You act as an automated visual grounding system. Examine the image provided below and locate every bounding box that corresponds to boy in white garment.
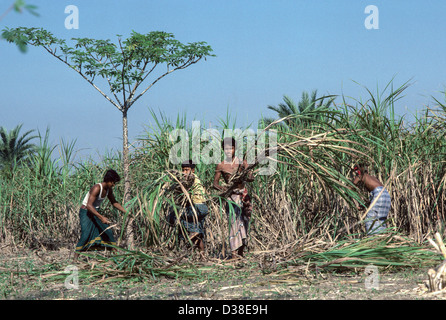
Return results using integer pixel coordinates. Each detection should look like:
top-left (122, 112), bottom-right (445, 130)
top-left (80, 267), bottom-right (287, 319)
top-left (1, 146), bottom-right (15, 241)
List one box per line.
top-left (73, 169), bottom-right (127, 260)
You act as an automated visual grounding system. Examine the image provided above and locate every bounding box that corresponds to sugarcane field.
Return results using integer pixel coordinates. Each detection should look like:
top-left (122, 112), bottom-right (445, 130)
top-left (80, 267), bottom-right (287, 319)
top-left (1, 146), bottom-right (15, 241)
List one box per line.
top-left (1, 1), bottom-right (446, 307)
top-left (1, 95), bottom-right (445, 302)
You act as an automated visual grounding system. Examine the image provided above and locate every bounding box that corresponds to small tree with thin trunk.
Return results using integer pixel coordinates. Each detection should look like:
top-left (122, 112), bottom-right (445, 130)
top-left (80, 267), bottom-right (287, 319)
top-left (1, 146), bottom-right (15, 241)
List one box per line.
top-left (2, 27), bottom-right (214, 246)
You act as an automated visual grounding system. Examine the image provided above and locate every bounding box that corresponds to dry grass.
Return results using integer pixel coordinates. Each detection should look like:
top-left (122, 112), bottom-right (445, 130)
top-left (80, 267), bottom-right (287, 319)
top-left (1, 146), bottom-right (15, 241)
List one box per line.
top-left (0, 81), bottom-right (445, 291)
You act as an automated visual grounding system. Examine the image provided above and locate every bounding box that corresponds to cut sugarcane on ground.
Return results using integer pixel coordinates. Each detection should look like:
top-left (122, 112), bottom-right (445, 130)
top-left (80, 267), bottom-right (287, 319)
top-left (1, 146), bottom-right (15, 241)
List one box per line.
top-left (0, 232), bottom-right (445, 300)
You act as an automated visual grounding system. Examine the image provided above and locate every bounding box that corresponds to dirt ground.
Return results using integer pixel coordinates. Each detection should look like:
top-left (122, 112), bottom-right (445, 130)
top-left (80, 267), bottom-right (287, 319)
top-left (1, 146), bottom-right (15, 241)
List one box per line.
top-left (0, 247), bottom-right (443, 301)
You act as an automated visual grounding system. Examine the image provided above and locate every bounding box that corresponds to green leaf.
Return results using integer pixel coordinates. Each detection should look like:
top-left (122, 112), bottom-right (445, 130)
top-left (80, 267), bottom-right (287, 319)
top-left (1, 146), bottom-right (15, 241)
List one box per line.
top-left (13, 0), bottom-right (25, 13)
top-left (24, 4), bottom-right (39, 17)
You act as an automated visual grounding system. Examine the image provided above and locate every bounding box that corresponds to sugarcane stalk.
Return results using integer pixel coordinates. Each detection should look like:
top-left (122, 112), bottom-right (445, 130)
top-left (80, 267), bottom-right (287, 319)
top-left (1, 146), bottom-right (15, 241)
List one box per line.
top-left (434, 232), bottom-right (446, 259)
top-left (426, 233), bottom-right (446, 292)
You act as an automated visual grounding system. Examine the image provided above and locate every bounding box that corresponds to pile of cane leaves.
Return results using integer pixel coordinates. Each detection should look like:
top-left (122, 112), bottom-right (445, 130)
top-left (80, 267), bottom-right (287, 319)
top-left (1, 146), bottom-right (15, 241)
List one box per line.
top-left (33, 246), bottom-right (224, 287)
top-left (283, 233), bottom-right (443, 271)
top-left (31, 233), bottom-right (444, 287)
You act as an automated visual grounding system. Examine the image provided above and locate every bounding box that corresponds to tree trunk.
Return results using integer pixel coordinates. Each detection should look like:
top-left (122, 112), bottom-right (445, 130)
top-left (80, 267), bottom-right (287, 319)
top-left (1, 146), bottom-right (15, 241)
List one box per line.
top-left (122, 109), bottom-right (135, 248)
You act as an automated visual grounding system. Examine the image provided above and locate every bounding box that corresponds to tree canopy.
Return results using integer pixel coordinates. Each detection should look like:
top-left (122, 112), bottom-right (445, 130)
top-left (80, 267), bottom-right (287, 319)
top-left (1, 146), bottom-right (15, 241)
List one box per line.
top-left (1, 27), bottom-right (215, 114)
top-left (261, 90), bottom-right (336, 129)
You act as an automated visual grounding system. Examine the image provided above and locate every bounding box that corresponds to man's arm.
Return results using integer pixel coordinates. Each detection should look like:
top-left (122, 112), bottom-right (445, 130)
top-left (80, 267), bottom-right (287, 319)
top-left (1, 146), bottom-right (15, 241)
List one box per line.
top-left (213, 164), bottom-right (225, 191)
top-left (243, 160), bottom-right (254, 182)
top-left (352, 174), bottom-right (362, 186)
top-left (108, 190), bottom-right (127, 214)
top-left (351, 174), bottom-right (363, 210)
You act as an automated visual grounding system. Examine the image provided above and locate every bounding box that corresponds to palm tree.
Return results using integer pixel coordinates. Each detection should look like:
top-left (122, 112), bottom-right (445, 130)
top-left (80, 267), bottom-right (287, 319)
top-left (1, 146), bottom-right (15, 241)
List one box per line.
top-left (0, 124), bottom-right (37, 176)
top-left (260, 90), bottom-right (336, 129)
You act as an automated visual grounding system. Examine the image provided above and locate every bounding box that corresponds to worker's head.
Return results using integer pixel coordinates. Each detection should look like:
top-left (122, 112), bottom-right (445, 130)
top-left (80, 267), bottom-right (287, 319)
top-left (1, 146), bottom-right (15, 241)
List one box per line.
top-left (181, 159), bottom-right (196, 176)
top-left (104, 169), bottom-right (121, 187)
top-left (352, 163), bottom-right (368, 176)
top-left (222, 137), bottom-right (236, 160)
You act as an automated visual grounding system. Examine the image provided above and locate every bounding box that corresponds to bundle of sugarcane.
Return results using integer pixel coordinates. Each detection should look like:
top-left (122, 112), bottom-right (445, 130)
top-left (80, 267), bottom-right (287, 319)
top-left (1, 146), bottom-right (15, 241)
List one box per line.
top-left (165, 169), bottom-right (195, 207)
top-left (426, 232), bottom-right (446, 292)
top-left (217, 115), bottom-right (370, 207)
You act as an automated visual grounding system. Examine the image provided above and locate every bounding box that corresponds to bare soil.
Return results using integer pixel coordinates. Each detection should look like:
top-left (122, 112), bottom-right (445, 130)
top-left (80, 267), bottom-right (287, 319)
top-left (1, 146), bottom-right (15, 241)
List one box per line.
top-left (0, 247), bottom-right (443, 301)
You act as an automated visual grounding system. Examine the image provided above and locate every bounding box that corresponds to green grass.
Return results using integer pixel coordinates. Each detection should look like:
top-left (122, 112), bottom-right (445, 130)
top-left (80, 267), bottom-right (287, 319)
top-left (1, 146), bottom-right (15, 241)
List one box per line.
top-left (0, 79), bottom-right (445, 291)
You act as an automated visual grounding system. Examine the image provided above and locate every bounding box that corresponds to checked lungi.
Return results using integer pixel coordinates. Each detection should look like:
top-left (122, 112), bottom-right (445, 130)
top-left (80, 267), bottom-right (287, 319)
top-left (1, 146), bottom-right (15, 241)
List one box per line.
top-left (365, 186), bottom-right (391, 235)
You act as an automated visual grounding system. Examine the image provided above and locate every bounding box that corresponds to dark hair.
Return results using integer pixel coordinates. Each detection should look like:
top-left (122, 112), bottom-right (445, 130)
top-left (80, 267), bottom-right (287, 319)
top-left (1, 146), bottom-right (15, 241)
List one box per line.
top-left (221, 137), bottom-right (236, 149)
top-left (181, 159), bottom-right (196, 169)
top-left (104, 169), bottom-right (121, 183)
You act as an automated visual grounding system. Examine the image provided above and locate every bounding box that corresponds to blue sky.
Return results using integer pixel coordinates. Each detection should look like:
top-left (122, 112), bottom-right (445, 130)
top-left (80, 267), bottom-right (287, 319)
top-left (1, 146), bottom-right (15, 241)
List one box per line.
top-left (1, 0), bottom-right (445, 161)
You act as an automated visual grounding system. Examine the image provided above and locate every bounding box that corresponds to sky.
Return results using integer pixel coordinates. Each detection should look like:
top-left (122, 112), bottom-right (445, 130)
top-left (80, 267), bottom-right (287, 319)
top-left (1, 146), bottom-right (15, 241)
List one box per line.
top-left (1, 0), bottom-right (446, 162)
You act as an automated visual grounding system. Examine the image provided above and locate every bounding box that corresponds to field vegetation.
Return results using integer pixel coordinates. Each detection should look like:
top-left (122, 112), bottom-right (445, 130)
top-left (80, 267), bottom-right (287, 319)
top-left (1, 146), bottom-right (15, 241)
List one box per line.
top-left (0, 80), bottom-right (445, 299)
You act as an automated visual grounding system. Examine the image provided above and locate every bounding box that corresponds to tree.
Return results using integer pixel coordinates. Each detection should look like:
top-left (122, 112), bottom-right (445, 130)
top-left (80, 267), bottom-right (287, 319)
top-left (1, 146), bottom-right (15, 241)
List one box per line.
top-left (0, 1), bottom-right (39, 52)
top-left (2, 27), bottom-right (214, 246)
top-left (261, 90), bottom-right (336, 129)
top-left (0, 124), bottom-right (37, 177)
